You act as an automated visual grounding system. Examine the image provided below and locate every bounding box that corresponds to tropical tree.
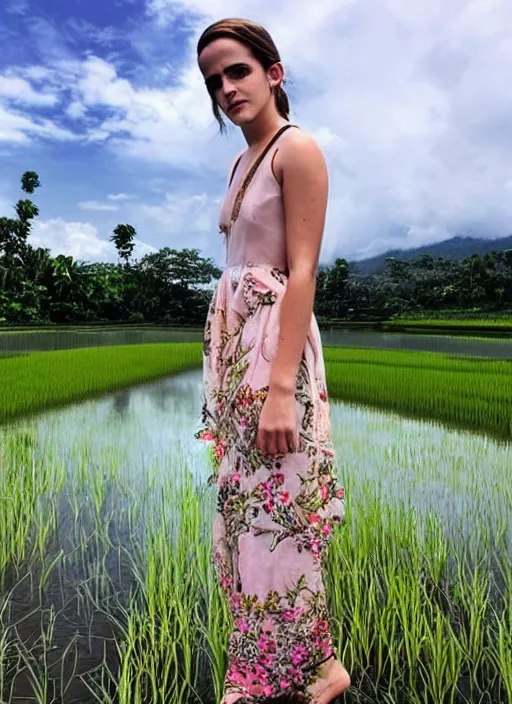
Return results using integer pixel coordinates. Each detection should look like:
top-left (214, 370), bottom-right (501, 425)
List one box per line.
top-left (132, 247), bottom-right (222, 323)
top-left (111, 224), bottom-right (136, 265)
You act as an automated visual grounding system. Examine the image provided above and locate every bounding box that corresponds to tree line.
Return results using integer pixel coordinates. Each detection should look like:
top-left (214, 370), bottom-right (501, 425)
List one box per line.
top-left (315, 248), bottom-right (512, 322)
top-left (1, 172), bottom-right (511, 326)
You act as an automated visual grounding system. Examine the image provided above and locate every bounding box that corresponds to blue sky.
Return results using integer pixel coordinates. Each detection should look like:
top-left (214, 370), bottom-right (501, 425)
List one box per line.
top-left (1, 0), bottom-right (512, 268)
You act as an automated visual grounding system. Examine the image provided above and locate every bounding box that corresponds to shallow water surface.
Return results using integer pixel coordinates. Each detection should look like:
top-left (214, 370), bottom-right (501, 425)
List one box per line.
top-left (10, 367), bottom-right (511, 546)
top-left (2, 326), bottom-right (512, 358)
top-left (1, 369), bottom-right (510, 702)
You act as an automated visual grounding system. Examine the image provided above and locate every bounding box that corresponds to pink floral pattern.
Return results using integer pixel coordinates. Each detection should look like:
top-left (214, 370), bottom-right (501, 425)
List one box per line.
top-left (196, 263), bottom-right (345, 702)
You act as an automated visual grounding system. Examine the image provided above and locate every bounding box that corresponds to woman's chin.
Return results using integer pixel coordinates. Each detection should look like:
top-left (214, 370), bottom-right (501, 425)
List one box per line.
top-left (228, 111), bottom-right (247, 124)
top-left (231, 113), bottom-right (257, 128)
top-left (225, 105), bottom-right (256, 126)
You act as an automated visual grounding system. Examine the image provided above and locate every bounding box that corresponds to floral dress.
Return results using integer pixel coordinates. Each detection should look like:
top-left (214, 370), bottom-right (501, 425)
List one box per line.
top-left (196, 125), bottom-right (345, 703)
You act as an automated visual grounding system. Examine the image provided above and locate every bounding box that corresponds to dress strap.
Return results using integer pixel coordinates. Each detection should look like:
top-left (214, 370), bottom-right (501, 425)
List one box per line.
top-left (229, 124), bottom-right (297, 225)
top-left (229, 154), bottom-right (243, 187)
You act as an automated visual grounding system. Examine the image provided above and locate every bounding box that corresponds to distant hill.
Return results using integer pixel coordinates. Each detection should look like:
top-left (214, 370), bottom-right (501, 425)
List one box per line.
top-left (349, 235), bottom-right (512, 273)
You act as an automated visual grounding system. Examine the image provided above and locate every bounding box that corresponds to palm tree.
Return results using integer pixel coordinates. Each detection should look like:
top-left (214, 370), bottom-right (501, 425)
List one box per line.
top-left (111, 224), bottom-right (136, 265)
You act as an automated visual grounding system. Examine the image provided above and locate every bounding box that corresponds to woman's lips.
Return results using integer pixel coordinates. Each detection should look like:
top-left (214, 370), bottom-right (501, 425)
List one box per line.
top-left (229, 101), bottom-right (247, 112)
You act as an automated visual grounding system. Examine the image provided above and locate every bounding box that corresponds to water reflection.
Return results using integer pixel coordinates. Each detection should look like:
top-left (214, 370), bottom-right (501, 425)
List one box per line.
top-left (15, 367), bottom-right (511, 546)
top-left (18, 369), bottom-right (209, 487)
top-left (2, 369), bottom-right (510, 701)
top-left (321, 328), bottom-right (512, 358)
top-left (0, 327), bottom-right (203, 353)
top-left (1, 327), bottom-right (512, 358)
top-left (330, 403), bottom-right (511, 552)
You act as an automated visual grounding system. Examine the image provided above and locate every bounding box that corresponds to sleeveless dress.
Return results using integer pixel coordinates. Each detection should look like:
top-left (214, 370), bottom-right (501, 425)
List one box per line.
top-left (196, 125), bottom-right (346, 703)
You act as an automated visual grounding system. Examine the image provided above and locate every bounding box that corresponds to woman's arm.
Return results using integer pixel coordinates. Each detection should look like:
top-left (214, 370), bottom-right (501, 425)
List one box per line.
top-left (255, 132), bottom-right (329, 456)
top-left (270, 133), bottom-right (328, 393)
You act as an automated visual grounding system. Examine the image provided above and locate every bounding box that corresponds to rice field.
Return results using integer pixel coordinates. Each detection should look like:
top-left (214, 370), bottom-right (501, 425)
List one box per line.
top-left (2, 343), bottom-right (512, 441)
top-left (324, 346), bottom-right (512, 440)
top-left (0, 343), bottom-right (202, 424)
top-left (0, 345), bottom-right (511, 702)
top-left (384, 317), bottom-right (512, 333)
top-left (0, 370), bottom-right (510, 704)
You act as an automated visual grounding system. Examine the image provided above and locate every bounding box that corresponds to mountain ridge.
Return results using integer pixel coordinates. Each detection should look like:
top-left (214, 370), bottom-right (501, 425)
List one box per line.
top-left (349, 234), bottom-right (512, 273)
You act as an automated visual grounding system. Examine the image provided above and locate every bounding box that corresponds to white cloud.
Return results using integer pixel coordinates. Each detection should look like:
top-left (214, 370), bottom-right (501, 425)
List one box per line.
top-left (0, 104), bottom-right (76, 143)
top-left (29, 219), bottom-right (113, 261)
top-left (108, 192), bottom-right (136, 201)
top-left (0, 75), bottom-right (58, 106)
top-left (0, 62), bottom-right (81, 145)
top-left (72, 55), bottom-right (217, 167)
top-left (78, 200), bottom-right (120, 212)
top-left (28, 217), bottom-right (158, 263)
top-left (136, 191), bottom-right (223, 259)
top-left (3, 0), bottom-right (512, 261)
top-left (141, 192), bottom-right (220, 232)
top-left (21, 66), bottom-right (52, 82)
top-left (5, 0), bottom-right (29, 16)
top-left (84, 127), bottom-right (112, 142)
top-left (139, 0), bottom-right (512, 260)
top-left (66, 100), bottom-right (87, 119)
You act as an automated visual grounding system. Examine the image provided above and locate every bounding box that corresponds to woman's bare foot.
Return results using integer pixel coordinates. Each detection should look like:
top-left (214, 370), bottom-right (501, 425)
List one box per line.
top-left (307, 657), bottom-right (351, 703)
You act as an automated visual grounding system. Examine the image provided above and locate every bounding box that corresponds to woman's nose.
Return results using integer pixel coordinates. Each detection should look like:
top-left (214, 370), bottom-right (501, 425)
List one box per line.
top-left (222, 76), bottom-right (236, 95)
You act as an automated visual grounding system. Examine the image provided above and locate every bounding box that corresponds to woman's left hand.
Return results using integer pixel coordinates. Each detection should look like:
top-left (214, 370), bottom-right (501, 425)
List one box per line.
top-left (255, 387), bottom-right (298, 456)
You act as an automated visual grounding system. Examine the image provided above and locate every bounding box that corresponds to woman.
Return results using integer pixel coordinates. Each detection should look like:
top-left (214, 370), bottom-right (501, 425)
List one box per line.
top-left (196, 18), bottom-right (350, 704)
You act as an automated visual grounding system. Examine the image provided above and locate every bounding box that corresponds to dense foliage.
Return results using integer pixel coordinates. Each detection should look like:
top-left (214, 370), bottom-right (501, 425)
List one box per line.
top-left (0, 173), bottom-right (222, 325)
top-left (315, 251), bottom-right (512, 322)
top-left (2, 172), bottom-right (512, 325)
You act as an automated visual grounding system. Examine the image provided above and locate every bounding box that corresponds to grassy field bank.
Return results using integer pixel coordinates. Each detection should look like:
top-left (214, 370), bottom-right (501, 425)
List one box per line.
top-left (0, 343), bottom-right (202, 424)
top-left (1, 344), bottom-right (512, 442)
top-left (324, 347), bottom-right (512, 440)
top-left (382, 315), bottom-right (512, 335)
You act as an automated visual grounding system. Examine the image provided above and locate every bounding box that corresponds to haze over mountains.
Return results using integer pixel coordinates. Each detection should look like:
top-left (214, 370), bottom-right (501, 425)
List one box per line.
top-left (350, 235), bottom-right (512, 273)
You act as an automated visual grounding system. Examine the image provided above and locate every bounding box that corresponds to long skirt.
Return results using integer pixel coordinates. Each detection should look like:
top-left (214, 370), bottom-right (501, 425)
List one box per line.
top-left (196, 263), bottom-right (345, 703)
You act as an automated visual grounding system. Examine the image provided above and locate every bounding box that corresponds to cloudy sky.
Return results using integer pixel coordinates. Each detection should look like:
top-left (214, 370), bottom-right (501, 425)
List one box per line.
top-left (1, 0), bottom-right (512, 268)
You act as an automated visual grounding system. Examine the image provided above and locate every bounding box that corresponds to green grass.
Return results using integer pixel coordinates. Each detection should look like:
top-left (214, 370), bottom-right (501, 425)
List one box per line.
top-left (0, 342), bottom-right (202, 424)
top-left (324, 347), bottom-right (512, 440)
top-left (2, 344), bottom-right (512, 442)
top-left (0, 431), bottom-right (510, 703)
top-left (384, 317), bottom-right (512, 333)
top-left (1, 343), bottom-right (511, 701)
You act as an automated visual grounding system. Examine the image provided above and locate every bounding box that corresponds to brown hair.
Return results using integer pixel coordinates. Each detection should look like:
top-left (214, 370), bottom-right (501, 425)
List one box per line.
top-left (197, 18), bottom-right (290, 132)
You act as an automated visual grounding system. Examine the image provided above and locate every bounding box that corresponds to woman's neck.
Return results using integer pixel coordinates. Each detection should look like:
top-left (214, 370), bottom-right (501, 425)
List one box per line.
top-left (241, 107), bottom-right (289, 153)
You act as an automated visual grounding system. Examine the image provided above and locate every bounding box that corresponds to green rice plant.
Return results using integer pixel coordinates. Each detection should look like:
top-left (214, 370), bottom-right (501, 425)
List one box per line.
top-left (0, 342), bottom-right (202, 424)
top-left (325, 495), bottom-right (511, 703)
top-left (0, 426), bottom-right (510, 703)
top-left (487, 593), bottom-right (512, 703)
top-left (324, 347), bottom-right (512, 440)
top-left (3, 343), bottom-right (512, 445)
top-left (0, 429), bottom-right (66, 582)
top-left (89, 474), bottom-right (218, 704)
top-left (1, 346), bottom-right (511, 702)
top-left (385, 317), bottom-right (512, 332)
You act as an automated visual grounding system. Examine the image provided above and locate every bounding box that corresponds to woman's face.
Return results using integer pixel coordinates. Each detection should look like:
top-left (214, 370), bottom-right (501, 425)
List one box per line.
top-left (198, 37), bottom-right (281, 126)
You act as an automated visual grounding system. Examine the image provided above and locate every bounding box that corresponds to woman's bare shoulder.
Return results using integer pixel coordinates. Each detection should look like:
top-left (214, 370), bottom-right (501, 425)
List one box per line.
top-left (284, 127), bottom-right (325, 158)
top-left (273, 127), bottom-right (327, 184)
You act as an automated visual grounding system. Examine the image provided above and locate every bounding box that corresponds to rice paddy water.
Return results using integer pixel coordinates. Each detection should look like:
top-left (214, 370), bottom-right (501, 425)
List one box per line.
top-left (0, 344), bottom-right (511, 703)
top-left (2, 326), bottom-right (512, 359)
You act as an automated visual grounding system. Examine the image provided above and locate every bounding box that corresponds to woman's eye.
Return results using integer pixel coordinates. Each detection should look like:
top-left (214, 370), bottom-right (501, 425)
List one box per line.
top-left (205, 66), bottom-right (249, 94)
top-left (206, 77), bottom-right (222, 94)
top-left (230, 66), bottom-right (249, 79)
